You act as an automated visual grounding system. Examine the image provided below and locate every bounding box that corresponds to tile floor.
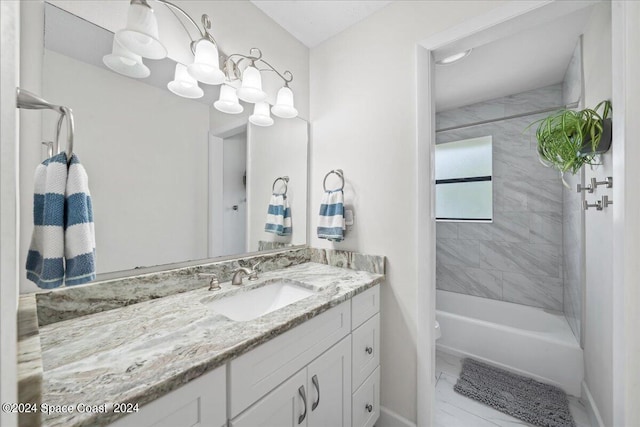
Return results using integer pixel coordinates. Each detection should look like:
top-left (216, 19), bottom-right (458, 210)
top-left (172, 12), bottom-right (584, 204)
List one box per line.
top-left (435, 350), bottom-right (592, 427)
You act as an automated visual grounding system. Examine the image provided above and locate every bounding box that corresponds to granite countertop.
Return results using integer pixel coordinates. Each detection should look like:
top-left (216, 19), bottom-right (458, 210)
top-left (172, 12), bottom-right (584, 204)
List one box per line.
top-left (37, 262), bottom-right (384, 427)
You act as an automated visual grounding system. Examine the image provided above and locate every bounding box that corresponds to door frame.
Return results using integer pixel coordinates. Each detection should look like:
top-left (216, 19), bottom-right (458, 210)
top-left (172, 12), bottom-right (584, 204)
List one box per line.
top-left (414, 1), bottom-right (621, 425)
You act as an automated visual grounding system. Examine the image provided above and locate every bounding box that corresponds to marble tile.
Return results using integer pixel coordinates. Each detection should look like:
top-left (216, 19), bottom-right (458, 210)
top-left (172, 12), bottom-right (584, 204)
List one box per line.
top-left (18, 294), bottom-right (43, 427)
top-left (436, 262), bottom-right (502, 299)
top-left (530, 211), bottom-right (563, 245)
top-left (436, 222), bottom-right (458, 239)
top-left (504, 84), bottom-right (563, 116)
top-left (502, 272), bottom-right (563, 311)
top-left (491, 212), bottom-right (530, 243)
top-left (479, 241), bottom-right (561, 278)
top-left (457, 222), bottom-right (492, 241)
top-left (437, 239), bottom-right (480, 268)
top-left (528, 179), bottom-right (563, 212)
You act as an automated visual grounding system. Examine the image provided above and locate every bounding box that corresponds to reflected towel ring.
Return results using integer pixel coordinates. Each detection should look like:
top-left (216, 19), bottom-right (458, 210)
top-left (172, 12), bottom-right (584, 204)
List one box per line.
top-left (272, 176), bottom-right (289, 195)
top-left (323, 169), bottom-right (344, 192)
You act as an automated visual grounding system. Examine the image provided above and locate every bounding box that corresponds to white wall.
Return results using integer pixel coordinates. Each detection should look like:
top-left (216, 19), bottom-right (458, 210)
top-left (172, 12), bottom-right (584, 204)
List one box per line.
top-left (0, 2), bottom-right (20, 426)
top-left (309, 1), bottom-right (507, 422)
top-left (222, 132), bottom-right (247, 256)
top-left (247, 119), bottom-right (308, 252)
top-left (582, 2), bottom-right (613, 425)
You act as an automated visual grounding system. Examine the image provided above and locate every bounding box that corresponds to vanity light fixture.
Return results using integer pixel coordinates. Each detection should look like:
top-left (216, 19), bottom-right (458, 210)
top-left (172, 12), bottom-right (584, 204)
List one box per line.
top-left (111, 0), bottom-right (297, 125)
top-left (167, 63), bottom-right (204, 99)
top-left (102, 38), bottom-right (150, 79)
top-left (116, 0), bottom-right (167, 60)
top-left (249, 102), bottom-right (274, 127)
top-left (436, 49), bottom-right (473, 65)
top-left (214, 84), bottom-right (244, 114)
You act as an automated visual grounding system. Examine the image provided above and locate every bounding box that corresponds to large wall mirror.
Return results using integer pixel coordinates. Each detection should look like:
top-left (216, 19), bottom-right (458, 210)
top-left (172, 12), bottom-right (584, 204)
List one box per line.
top-left (40, 3), bottom-right (308, 277)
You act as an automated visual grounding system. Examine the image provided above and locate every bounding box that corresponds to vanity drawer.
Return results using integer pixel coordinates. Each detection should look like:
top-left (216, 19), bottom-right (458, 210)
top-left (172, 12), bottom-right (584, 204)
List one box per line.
top-left (352, 313), bottom-right (380, 391)
top-left (351, 285), bottom-right (380, 329)
top-left (229, 302), bottom-right (351, 418)
top-left (352, 366), bottom-right (380, 427)
top-left (109, 365), bottom-right (226, 427)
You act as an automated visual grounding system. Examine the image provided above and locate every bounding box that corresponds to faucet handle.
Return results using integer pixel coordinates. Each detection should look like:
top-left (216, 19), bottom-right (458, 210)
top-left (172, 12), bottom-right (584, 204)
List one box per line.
top-left (249, 261), bottom-right (261, 281)
top-left (198, 273), bottom-right (221, 291)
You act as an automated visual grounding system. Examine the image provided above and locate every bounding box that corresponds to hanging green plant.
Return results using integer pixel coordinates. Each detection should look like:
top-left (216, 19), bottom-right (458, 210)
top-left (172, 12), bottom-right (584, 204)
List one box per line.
top-left (527, 100), bottom-right (612, 183)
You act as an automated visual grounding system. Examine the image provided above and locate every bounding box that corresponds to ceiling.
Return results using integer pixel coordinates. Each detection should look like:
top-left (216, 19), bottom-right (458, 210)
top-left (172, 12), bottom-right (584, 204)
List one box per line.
top-left (250, 0), bottom-right (393, 48)
top-left (435, 6), bottom-right (593, 111)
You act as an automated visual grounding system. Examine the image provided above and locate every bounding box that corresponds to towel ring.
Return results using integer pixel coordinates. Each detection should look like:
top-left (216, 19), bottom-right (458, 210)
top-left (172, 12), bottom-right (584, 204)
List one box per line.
top-left (16, 88), bottom-right (74, 163)
top-left (272, 176), bottom-right (289, 195)
top-left (323, 169), bottom-right (344, 192)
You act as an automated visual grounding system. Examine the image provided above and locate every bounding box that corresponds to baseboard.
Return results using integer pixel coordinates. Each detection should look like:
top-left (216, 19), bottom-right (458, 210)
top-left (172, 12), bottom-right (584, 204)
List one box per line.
top-left (581, 381), bottom-right (605, 427)
top-left (376, 406), bottom-right (417, 427)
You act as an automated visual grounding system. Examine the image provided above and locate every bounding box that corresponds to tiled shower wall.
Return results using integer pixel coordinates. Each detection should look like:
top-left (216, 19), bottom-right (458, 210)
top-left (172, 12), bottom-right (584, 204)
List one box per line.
top-left (435, 85), bottom-right (565, 311)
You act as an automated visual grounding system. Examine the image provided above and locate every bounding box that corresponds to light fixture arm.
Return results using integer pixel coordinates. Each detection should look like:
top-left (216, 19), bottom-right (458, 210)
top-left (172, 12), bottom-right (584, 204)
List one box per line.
top-left (133, 0), bottom-right (218, 52)
top-left (227, 48), bottom-right (294, 85)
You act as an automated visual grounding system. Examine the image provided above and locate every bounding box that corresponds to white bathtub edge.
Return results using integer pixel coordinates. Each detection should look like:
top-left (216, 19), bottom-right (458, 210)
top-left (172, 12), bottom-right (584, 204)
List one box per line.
top-left (581, 381), bottom-right (604, 427)
top-left (376, 406), bottom-right (417, 427)
top-left (436, 344), bottom-right (580, 396)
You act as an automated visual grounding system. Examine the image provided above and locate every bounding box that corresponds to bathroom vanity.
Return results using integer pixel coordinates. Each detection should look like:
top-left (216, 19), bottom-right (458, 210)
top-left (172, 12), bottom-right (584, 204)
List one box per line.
top-left (18, 249), bottom-right (384, 427)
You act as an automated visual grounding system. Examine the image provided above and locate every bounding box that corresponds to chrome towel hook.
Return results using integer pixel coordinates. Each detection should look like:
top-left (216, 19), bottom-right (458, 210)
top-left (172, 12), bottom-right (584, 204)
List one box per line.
top-left (272, 176), bottom-right (289, 195)
top-left (323, 169), bottom-right (344, 192)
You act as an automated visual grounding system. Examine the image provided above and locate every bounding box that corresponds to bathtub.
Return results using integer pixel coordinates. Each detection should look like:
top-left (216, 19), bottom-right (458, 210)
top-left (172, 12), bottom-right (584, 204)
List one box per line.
top-left (436, 289), bottom-right (583, 395)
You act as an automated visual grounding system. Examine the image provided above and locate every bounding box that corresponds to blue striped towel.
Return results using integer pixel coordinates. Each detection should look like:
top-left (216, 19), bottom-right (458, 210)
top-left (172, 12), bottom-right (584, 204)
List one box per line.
top-left (26, 153), bottom-right (96, 288)
top-left (317, 190), bottom-right (345, 242)
top-left (265, 193), bottom-right (292, 236)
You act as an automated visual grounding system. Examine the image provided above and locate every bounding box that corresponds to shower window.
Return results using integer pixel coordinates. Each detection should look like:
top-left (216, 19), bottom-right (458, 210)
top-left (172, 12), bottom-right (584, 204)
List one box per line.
top-left (435, 135), bottom-right (493, 222)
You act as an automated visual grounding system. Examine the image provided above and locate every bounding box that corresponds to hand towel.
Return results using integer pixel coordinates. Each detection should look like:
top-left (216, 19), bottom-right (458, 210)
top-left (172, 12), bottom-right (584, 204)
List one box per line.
top-left (265, 193), bottom-right (292, 236)
top-left (317, 190), bottom-right (345, 242)
top-left (64, 154), bottom-right (96, 286)
top-left (26, 153), bottom-right (96, 288)
top-left (26, 153), bottom-right (68, 288)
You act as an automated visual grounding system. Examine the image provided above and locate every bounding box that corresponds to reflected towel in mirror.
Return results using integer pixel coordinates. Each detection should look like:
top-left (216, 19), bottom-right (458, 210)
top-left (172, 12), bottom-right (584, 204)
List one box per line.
top-left (265, 193), bottom-right (292, 236)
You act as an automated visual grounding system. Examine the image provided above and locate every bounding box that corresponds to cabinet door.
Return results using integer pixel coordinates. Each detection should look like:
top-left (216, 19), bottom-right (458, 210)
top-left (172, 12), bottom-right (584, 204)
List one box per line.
top-left (307, 336), bottom-right (352, 427)
top-left (109, 366), bottom-right (226, 427)
top-left (230, 369), bottom-right (308, 427)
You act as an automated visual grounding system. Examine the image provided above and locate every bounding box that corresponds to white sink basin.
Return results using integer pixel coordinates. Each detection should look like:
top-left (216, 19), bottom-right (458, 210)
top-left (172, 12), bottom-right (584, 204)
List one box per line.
top-left (206, 280), bottom-right (316, 321)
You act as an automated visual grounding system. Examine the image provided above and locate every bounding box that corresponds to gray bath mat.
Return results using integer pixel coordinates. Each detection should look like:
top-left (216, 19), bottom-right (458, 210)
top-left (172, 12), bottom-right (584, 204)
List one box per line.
top-left (454, 358), bottom-right (576, 427)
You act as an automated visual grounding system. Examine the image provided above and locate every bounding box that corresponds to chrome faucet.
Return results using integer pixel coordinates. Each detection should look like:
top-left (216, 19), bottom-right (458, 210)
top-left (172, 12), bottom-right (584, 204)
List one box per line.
top-left (231, 262), bottom-right (261, 286)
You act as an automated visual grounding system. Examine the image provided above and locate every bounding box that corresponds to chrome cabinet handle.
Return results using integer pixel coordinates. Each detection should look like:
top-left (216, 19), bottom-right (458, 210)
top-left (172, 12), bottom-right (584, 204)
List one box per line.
top-left (365, 346), bottom-right (373, 355)
top-left (298, 385), bottom-right (307, 424)
top-left (366, 403), bottom-right (373, 413)
top-left (311, 374), bottom-right (320, 410)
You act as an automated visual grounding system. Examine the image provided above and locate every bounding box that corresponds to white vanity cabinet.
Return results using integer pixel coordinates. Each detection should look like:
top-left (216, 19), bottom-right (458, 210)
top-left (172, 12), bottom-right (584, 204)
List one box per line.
top-left (107, 284), bottom-right (381, 427)
top-left (351, 285), bottom-right (381, 427)
top-left (109, 365), bottom-right (226, 427)
top-left (231, 336), bottom-right (352, 427)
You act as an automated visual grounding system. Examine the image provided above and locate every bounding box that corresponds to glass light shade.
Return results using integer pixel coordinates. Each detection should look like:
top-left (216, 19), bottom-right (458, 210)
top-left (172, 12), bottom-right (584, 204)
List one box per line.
top-left (167, 63), bottom-right (204, 99)
top-left (115, 3), bottom-right (167, 60)
top-left (249, 102), bottom-right (274, 127)
top-left (187, 40), bottom-right (225, 85)
top-left (271, 86), bottom-right (298, 118)
top-left (236, 65), bottom-right (267, 103)
top-left (214, 84), bottom-right (243, 114)
top-left (103, 38), bottom-right (150, 79)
